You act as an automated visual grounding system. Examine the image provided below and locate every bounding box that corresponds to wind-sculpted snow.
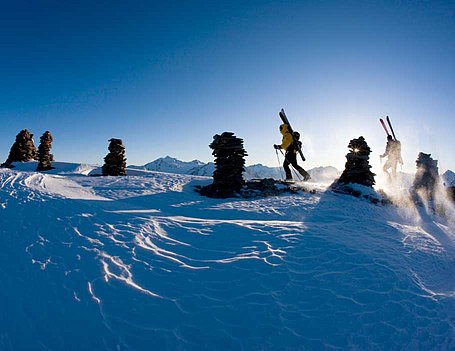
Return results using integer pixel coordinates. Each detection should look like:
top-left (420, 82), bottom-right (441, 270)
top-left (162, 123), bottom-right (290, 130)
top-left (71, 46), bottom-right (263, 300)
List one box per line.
top-left (0, 168), bottom-right (454, 350)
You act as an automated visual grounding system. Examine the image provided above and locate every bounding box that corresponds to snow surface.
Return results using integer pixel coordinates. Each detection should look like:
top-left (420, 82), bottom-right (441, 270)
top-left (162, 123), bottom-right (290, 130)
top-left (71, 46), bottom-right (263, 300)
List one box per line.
top-left (1, 162), bottom-right (455, 350)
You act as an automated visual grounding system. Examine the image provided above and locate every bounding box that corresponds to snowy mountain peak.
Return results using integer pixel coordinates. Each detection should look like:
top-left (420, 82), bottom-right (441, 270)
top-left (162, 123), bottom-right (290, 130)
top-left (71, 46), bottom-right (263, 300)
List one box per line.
top-left (142, 156), bottom-right (206, 174)
top-left (162, 155), bottom-right (178, 162)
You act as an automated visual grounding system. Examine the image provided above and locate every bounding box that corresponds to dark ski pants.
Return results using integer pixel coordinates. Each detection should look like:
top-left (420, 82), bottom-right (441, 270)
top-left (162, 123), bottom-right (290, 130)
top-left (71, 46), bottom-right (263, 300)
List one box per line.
top-left (283, 151), bottom-right (309, 180)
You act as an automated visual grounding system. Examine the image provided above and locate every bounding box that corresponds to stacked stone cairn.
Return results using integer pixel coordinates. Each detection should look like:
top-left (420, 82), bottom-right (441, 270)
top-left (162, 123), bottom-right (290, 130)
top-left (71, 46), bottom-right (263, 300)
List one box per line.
top-left (1, 129), bottom-right (38, 168)
top-left (412, 152), bottom-right (439, 201)
top-left (36, 131), bottom-right (54, 171)
top-left (447, 187), bottom-right (455, 203)
top-left (336, 136), bottom-right (376, 187)
top-left (102, 138), bottom-right (127, 176)
top-left (199, 132), bottom-right (247, 198)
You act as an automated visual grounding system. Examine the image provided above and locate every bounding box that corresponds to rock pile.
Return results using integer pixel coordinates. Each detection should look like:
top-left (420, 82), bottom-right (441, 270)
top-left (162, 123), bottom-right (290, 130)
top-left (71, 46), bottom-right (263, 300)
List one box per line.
top-left (36, 131), bottom-right (54, 171)
top-left (336, 136), bottom-right (375, 187)
top-left (198, 132), bottom-right (247, 198)
top-left (412, 152), bottom-right (439, 201)
top-left (196, 178), bottom-right (314, 198)
top-left (447, 187), bottom-right (455, 203)
top-left (1, 129), bottom-right (38, 167)
top-left (102, 138), bottom-right (127, 176)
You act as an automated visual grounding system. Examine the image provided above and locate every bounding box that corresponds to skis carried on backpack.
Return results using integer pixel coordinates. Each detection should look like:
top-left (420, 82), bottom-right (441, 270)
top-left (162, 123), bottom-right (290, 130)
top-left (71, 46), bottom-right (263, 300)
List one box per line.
top-left (279, 109), bottom-right (306, 161)
top-left (379, 116), bottom-right (397, 141)
top-left (379, 118), bottom-right (391, 137)
top-left (380, 116), bottom-right (403, 165)
top-left (386, 116), bottom-right (397, 141)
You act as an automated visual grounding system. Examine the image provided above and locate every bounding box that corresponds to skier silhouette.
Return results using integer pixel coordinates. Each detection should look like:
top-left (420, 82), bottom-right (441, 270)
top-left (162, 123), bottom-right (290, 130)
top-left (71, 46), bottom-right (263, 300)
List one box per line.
top-left (380, 135), bottom-right (403, 179)
top-left (274, 124), bottom-right (310, 181)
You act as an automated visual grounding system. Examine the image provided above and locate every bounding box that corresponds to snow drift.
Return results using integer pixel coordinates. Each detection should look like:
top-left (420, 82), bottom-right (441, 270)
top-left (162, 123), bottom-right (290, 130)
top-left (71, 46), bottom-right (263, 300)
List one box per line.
top-left (0, 162), bottom-right (454, 350)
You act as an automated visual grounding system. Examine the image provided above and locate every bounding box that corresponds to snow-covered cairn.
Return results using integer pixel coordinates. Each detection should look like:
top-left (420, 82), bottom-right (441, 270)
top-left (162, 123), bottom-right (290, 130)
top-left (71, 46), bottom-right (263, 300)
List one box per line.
top-left (412, 152), bottom-right (439, 201)
top-left (199, 132), bottom-right (247, 197)
top-left (36, 131), bottom-right (54, 171)
top-left (1, 129), bottom-right (38, 168)
top-left (336, 136), bottom-right (375, 187)
top-left (102, 138), bottom-right (127, 176)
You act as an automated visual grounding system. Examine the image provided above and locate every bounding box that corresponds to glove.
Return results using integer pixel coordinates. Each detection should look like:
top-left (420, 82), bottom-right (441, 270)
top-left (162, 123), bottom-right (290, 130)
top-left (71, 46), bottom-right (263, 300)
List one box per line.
top-left (274, 144), bottom-right (280, 150)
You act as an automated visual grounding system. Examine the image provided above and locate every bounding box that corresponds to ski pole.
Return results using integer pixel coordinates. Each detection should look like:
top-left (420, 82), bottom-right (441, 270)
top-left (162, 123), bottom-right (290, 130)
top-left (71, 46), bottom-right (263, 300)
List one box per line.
top-left (290, 159), bottom-right (303, 181)
top-left (275, 148), bottom-right (285, 180)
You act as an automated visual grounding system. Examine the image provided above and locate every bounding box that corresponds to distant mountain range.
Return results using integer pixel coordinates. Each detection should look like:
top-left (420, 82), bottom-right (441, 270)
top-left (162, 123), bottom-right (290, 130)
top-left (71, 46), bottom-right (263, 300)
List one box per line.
top-left (131, 156), bottom-right (340, 183)
top-left (140, 156), bottom-right (207, 175)
top-left (131, 156), bottom-right (455, 187)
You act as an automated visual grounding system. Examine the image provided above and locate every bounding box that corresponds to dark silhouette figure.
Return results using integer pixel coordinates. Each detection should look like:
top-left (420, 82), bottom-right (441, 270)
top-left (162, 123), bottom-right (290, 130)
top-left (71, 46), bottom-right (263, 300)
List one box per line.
top-left (380, 135), bottom-right (403, 180)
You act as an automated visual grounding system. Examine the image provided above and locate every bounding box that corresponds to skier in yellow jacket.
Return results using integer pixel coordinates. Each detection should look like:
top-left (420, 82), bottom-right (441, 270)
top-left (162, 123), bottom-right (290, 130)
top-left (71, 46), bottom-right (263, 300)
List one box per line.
top-left (274, 124), bottom-right (310, 181)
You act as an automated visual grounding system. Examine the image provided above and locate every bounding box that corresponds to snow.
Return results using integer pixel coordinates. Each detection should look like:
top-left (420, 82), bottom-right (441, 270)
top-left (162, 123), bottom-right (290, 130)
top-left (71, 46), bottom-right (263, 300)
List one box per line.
top-left (1, 162), bottom-right (454, 350)
top-left (9, 160), bottom-right (98, 175)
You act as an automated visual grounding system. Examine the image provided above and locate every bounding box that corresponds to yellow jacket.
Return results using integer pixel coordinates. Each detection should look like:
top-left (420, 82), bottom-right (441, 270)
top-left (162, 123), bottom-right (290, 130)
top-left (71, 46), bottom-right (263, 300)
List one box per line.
top-left (279, 124), bottom-right (293, 151)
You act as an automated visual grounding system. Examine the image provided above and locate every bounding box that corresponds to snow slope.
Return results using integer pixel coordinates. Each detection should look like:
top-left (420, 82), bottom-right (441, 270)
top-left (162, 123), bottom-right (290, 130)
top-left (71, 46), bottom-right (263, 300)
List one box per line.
top-left (8, 161), bottom-right (98, 175)
top-left (1, 164), bottom-right (454, 350)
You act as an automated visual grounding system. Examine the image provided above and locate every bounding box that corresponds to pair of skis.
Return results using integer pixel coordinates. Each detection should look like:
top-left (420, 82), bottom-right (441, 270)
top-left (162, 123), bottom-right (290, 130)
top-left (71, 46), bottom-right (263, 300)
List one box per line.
top-left (279, 108), bottom-right (305, 161)
top-left (380, 116), bottom-right (397, 141)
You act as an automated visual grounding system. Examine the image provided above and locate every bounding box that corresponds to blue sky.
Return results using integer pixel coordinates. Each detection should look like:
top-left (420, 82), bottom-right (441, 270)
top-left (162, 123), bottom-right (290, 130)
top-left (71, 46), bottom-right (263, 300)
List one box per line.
top-left (1, 1), bottom-right (454, 173)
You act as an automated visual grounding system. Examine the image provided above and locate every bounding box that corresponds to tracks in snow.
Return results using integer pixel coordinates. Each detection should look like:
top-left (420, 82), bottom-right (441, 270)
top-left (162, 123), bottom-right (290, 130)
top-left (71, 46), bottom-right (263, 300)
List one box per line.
top-left (1, 168), bottom-right (455, 349)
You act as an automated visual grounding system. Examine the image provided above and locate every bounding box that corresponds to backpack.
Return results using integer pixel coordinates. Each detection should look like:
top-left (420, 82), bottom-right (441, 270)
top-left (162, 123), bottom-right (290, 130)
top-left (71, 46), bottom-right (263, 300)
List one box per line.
top-left (391, 139), bottom-right (401, 158)
top-left (292, 131), bottom-right (302, 151)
